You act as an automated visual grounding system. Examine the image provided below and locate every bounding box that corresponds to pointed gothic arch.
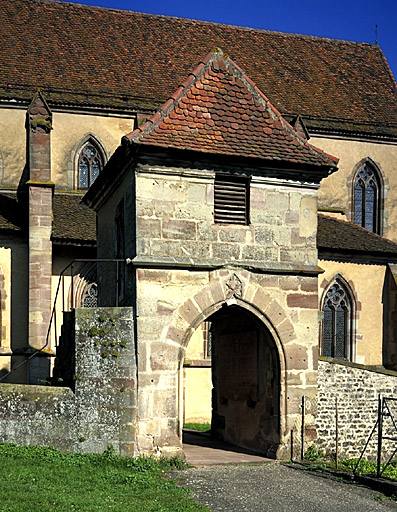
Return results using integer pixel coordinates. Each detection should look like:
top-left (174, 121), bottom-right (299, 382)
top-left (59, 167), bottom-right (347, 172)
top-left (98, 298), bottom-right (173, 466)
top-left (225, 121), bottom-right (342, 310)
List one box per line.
top-left (351, 158), bottom-right (384, 234)
top-left (70, 134), bottom-right (108, 190)
top-left (67, 262), bottom-right (98, 310)
top-left (176, 294), bottom-right (285, 457)
top-left (320, 275), bottom-right (356, 361)
top-left (154, 273), bottom-right (299, 457)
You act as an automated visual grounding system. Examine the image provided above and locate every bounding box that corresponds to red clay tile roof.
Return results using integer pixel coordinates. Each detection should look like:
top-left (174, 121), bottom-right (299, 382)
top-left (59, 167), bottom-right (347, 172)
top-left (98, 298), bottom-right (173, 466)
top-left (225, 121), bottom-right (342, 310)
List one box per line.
top-left (0, 192), bottom-right (95, 244)
top-left (318, 214), bottom-right (397, 256)
top-left (52, 194), bottom-right (96, 245)
top-left (1, 0), bottom-right (396, 138)
top-left (125, 50), bottom-right (338, 169)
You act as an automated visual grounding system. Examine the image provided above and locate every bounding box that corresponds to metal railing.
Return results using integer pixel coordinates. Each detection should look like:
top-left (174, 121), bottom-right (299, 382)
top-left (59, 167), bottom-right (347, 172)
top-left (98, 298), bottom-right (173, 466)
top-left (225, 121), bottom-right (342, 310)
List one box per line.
top-left (290, 395), bottom-right (317, 461)
top-left (354, 395), bottom-right (397, 477)
top-left (0, 258), bottom-right (125, 383)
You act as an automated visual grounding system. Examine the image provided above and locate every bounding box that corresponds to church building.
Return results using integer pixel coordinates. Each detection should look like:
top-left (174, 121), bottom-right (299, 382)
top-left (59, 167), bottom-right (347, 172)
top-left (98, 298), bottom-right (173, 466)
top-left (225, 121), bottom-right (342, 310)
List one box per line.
top-left (0, 0), bottom-right (396, 459)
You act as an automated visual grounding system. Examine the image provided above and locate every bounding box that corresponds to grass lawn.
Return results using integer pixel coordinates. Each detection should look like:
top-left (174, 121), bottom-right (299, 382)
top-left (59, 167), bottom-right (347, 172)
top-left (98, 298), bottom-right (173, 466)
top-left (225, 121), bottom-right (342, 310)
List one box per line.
top-left (0, 444), bottom-right (209, 512)
top-left (304, 445), bottom-right (397, 482)
top-left (183, 423), bottom-right (211, 432)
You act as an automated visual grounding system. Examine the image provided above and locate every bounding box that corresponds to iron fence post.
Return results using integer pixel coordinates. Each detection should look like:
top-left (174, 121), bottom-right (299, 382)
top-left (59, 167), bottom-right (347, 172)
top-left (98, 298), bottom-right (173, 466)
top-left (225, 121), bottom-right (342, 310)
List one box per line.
top-left (335, 396), bottom-right (339, 469)
top-left (71, 263), bottom-right (74, 310)
top-left (116, 261), bottom-right (119, 307)
top-left (377, 394), bottom-right (383, 477)
top-left (62, 274), bottom-right (65, 313)
top-left (301, 396), bottom-right (305, 460)
top-left (290, 429), bottom-right (294, 462)
top-left (54, 308), bottom-right (57, 348)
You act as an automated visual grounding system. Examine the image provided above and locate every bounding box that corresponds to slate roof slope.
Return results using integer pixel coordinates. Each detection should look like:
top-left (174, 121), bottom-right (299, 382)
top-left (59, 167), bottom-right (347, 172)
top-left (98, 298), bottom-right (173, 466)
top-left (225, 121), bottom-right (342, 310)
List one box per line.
top-left (125, 50), bottom-right (338, 169)
top-left (318, 214), bottom-right (397, 255)
top-left (1, 0), bottom-right (396, 138)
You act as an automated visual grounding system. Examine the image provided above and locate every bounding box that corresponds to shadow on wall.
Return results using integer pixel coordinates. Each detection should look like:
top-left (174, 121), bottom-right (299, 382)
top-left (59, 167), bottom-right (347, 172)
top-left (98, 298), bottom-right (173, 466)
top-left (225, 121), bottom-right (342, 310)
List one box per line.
top-left (208, 304), bottom-right (281, 458)
top-left (382, 266), bottom-right (397, 370)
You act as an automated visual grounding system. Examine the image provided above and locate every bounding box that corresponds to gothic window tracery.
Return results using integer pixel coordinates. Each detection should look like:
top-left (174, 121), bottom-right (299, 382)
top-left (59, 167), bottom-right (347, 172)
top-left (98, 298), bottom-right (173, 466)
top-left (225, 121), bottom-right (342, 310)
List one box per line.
top-left (78, 142), bottom-right (104, 189)
top-left (81, 282), bottom-right (98, 308)
top-left (321, 280), bottom-right (353, 360)
top-left (353, 162), bottom-right (381, 234)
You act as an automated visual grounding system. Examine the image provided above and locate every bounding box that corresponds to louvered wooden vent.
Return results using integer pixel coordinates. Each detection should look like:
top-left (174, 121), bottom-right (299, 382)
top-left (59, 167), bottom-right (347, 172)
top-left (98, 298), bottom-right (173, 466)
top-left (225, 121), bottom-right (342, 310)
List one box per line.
top-left (214, 175), bottom-right (249, 225)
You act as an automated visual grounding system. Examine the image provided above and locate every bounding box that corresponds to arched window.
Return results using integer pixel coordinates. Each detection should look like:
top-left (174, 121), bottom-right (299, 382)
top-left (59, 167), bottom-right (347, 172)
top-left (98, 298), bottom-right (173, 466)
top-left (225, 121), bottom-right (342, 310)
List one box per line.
top-left (81, 282), bottom-right (98, 308)
top-left (321, 280), bottom-right (353, 360)
top-left (69, 262), bottom-right (98, 309)
top-left (353, 161), bottom-right (381, 234)
top-left (78, 141), bottom-right (104, 189)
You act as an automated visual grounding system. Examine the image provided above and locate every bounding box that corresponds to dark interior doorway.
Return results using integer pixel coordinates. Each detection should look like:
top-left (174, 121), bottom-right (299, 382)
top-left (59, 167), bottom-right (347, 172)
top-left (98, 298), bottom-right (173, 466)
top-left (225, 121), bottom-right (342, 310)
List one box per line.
top-left (208, 305), bottom-right (280, 458)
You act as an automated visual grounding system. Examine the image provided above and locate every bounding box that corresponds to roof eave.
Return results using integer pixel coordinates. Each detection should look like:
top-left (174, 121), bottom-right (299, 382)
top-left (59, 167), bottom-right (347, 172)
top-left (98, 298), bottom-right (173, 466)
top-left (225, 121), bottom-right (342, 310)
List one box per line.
top-left (318, 248), bottom-right (397, 263)
top-left (133, 142), bottom-right (337, 181)
top-left (83, 142), bottom-right (135, 211)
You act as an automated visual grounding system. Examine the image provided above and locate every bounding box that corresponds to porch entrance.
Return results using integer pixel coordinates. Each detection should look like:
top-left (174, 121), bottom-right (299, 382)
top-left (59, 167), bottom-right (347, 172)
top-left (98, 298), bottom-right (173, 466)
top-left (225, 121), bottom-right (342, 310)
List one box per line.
top-left (183, 304), bottom-right (280, 458)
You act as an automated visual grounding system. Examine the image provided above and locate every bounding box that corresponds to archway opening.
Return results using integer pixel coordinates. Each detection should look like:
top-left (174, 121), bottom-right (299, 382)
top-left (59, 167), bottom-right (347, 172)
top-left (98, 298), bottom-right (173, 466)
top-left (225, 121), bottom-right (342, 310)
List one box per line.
top-left (183, 304), bottom-right (280, 458)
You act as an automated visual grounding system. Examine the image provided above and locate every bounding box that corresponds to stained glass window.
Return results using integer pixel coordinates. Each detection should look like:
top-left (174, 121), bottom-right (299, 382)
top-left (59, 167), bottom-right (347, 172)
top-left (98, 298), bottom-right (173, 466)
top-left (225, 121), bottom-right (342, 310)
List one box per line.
top-left (78, 143), bottom-right (104, 189)
top-left (321, 280), bottom-right (352, 360)
top-left (353, 163), bottom-right (381, 234)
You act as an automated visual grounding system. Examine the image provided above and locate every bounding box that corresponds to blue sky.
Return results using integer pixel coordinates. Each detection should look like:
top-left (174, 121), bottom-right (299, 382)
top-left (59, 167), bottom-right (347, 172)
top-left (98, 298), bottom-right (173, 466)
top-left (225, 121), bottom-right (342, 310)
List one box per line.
top-left (60, 0), bottom-right (396, 80)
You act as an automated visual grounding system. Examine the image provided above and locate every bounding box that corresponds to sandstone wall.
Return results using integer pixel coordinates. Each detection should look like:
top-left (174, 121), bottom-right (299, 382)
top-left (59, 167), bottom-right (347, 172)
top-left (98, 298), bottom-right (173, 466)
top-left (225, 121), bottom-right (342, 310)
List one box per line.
top-left (318, 259), bottom-right (386, 366)
top-left (135, 268), bottom-right (319, 458)
top-left (97, 158), bottom-right (324, 457)
top-left (135, 164), bottom-right (318, 269)
top-left (313, 136), bottom-right (397, 240)
top-left (0, 108), bottom-right (135, 190)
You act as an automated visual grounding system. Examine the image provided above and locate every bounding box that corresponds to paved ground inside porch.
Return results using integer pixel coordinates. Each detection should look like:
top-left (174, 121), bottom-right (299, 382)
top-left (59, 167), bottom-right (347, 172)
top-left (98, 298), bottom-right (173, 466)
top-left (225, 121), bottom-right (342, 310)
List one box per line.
top-left (182, 430), bottom-right (274, 465)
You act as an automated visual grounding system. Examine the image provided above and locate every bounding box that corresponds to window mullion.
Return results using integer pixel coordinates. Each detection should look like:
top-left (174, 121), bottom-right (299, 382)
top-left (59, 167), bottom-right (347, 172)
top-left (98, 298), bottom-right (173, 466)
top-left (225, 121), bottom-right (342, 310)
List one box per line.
top-left (332, 306), bottom-right (336, 358)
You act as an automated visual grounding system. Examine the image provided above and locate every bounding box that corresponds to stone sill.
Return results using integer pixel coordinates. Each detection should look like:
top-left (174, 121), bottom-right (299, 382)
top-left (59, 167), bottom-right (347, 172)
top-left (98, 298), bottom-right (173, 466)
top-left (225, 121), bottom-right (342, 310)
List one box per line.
top-left (183, 359), bottom-right (212, 368)
top-left (319, 356), bottom-right (397, 378)
top-left (132, 255), bottom-right (321, 275)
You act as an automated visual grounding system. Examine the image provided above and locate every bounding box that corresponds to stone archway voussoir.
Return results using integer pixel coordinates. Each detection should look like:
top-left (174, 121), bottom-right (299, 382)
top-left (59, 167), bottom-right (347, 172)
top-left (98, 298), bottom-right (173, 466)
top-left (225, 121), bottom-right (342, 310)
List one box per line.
top-left (191, 288), bottom-right (216, 314)
top-left (276, 318), bottom-right (296, 344)
top-left (166, 323), bottom-right (189, 346)
top-left (242, 282), bottom-right (257, 304)
top-left (209, 281), bottom-right (226, 304)
top-left (178, 298), bottom-right (203, 326)
top-left (251, 287), bottom-right (273, 312)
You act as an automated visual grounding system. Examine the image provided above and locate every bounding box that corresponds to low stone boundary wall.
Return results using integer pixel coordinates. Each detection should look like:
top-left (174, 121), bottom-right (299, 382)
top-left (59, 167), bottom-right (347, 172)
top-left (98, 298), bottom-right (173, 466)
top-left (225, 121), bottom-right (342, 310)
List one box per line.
top-left (0, 307), bottom-right (137, 456)
top-left (317, 358), bottom-right (397, 460)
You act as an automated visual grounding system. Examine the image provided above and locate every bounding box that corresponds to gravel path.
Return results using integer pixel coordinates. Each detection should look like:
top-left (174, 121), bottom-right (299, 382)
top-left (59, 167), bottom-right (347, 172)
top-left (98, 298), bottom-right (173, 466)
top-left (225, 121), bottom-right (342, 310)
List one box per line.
top-left (173, 463), bottom-right (397, 511)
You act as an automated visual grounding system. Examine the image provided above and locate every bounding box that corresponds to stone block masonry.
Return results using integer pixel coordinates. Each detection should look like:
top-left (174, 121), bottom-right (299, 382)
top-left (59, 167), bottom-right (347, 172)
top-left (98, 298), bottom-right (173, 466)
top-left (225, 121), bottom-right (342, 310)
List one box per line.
top-left (134, 168), bottom-right (319, 271)
top-left (317, 359), bottom-right (397, 460)
top-left (26, 92), bottom-right (54, 383)
top-left (0, 307), bottom-right (137, 456)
